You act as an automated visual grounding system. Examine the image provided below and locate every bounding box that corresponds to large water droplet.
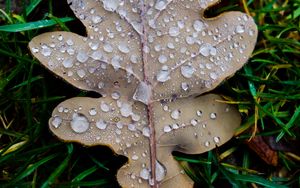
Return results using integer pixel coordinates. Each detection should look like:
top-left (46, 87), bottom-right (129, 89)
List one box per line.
top-left (133, 81), bottom-right (151, 105)
top-left (155, 160), bottom-right (166, 181)
top-left (41, 45), bottom-right (52, 57)
top-left (142, 127), bottom-right (150, 137)
top-left (70, 113), bottom-right (90, 133)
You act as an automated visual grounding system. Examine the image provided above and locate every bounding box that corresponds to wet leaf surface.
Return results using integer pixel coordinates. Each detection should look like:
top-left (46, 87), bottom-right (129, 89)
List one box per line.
top-left (29, 0), bottom-right (257, 187)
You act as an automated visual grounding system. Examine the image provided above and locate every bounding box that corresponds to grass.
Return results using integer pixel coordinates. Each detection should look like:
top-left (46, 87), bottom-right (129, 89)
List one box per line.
top-left (0, 0), bottom-right (299, 187)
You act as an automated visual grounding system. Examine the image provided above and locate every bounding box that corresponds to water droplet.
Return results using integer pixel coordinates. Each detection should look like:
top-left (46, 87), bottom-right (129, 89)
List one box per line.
top-left (155, 160), bottom-right (166, 181)
top-left (130, 55), bottom-right (139, 64)
top-left (181, 82), bottom-right (189, 91)
top-left (118, 42), bottom-right (130, 53)
top-left (88, 42), bottom-right (99, 50)
top-left (102, 0), bottom-right (120, 12)
top-left (199, 43), bottom-right (216, 57)
top-left (181, 65), bottom-right (195, 78)
top-left (236, 24), bottom-right (245, 33)
top-left (31, 47), bottom-right (39, 53)
top-left (76, 69), bottom-right (86, 78)
top-left (155, 0), bottom-right (167, 10)
top-left (132, 155), bottom-right (139, 160)
top-left (89, 108), bottom-right (97, 116)
top-left (171, 109), bottom-right (180, 120)
top-left (70, 113), bottom-right (90, 133)
top-left (41, 45), bottom-right (52, 57)
top-left (120, 103), bottom-right (133, 117)
top-left (169, 27), bottom-right (180, 37)
top-left (193, 20), bottom-right (204, 32)
top-left (210, 112), bottom-right (217, 120)
top-left (156, 69), bottom-right (170, 82)
top-left (196, 110), bottom-right (203, 117)
top-left (111, 91), bottom-right (120, 100)
top-left (96, 119), bottom-right (107, 130)
top-left (100, 102), bottom-right (110, 112)
top-left (140, 168), bottom-right (150, 180)
top-left (163, 125), bottom-right (172, 133)
top-left (76, 51), bottom-right (89, 63)
top-left (62, 58), bottom-right (73, 68)
top-left (133, 82), bottom-right (151, 105)
top-left (142, 127), bottom-right (150, 137)
top-left (191, 119), bottom-right (198, 126)
top-left (128, 124), bottom-right (136, 131)
top-left (51, 116), bottom-right (62, 128)
top-left (204, 141), bottom-right (210, 147)
top-left (213, 136), bottom-right (220, 143)
top-left (158, 55), bottom-right (168, 64)
top-left (104, 43), bottom-right (113, 53)
top-left (209, 72), bottom-right (218, 80)
top-left (92, 15), bottom-right (102, 24)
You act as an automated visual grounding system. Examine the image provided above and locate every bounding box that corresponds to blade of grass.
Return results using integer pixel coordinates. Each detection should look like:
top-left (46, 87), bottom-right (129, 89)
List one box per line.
top-left (0, 17), bottom-right (74, 32)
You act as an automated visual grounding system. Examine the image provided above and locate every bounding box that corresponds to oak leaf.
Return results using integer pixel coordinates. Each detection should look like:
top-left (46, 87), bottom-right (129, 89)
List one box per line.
top-left (29, 0), bottom-right (258, 187)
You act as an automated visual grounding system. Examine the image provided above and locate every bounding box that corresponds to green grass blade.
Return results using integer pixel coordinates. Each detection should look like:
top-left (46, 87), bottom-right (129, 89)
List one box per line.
top-left (0, 17), bottom-right (74, 32)
top-left (26, 0), bottom-right (43, 16)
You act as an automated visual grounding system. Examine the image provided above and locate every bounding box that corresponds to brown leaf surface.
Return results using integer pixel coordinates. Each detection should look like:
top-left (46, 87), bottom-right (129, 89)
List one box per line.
top-left (28, 0), bottom-right (257, 187)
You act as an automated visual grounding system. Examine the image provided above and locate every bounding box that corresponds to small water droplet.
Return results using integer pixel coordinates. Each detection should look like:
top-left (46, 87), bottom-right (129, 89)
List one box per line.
top-left (191, 119), bottom-right (198, 126)
top-left (193, 20), bottom-right (204, 32)
top-left (132, 155), bottom-right (139, 160)
top-left (236, 24), bottom-right (245, 33)
top-left (155, 0), bottom-right (167, 10)
top-left (209, 72), bottom-right (218, 80)
top-left (118, 42), bottom-right (130, 53)
top-left (172, 123), bottom-right (179, 129)
top-left (181, 65), bottom-right (195, 78)
top-left (120, 103), bottom-right (133, 117)
top-left (92, 15), bottom-right (102, 24)
top-left (31, 47), bottom-right (39, 53)
top-left (140, 168), bottom-right (150, 180)
top-left (213, 136), bottom-right (220, 143)
top-left (181, 82), bottom-right (189, 91)
top-left (96, 119), bottom-right (107, 130)
top-left (197, 110), bottom-right (203, 117)
top-left (210, 112), bottom-right (217, 120)
top-left (163, 125), bottom-right (172, 133)
top-left (62, 58), bottom-right (73, 68)
top-left (51, 116), bottom-right (62, 128)
top-left (156, 69), bottom-right (170, 82)
top-left (171, 109), bottom-right (180, 120)
top-left (70, 113), bottom-right (90, 133)
top-left (158, 55), bottom-right (168, 64)
top-left (204, 141), bottom-right (210, 147)
top-left (111, 91), bottom-right (121, 100)
top-left (100, 102), bottom-right (110, 112)
top-left (76, 51), bottom-right (89, 63)
top-left (142, 127), bottom-right (150, 137)
top-left (41, 45), bottom-right (52, 57)
top-left (199, 43), bottom-right (216, 57)
top-left (169, 26), bottom-right (180, 37)
top-left (76, 69), bottom-right (86, 78)
top-left (104, 43), bottom-right (113, 53)
top-left (89, 108), bottom-right (97, 116)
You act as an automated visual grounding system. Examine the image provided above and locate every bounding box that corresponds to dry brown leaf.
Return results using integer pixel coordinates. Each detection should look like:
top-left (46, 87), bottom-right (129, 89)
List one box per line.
top-left (28, 0), bottom-right (258, 187)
